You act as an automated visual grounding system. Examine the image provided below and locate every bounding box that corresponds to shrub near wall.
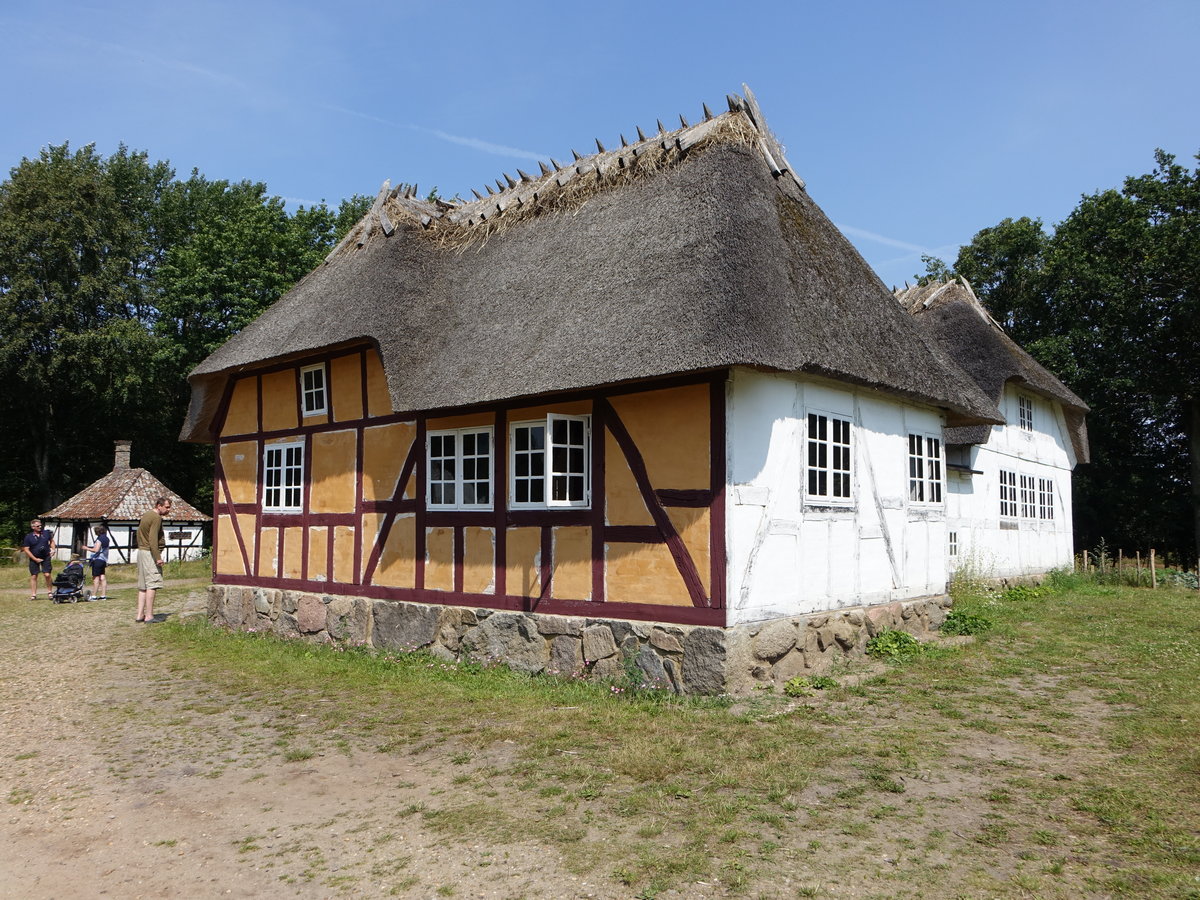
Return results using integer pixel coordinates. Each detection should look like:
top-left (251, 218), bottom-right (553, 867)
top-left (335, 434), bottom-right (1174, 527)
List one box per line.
top-left (208, 586), bottom-right (951, 695)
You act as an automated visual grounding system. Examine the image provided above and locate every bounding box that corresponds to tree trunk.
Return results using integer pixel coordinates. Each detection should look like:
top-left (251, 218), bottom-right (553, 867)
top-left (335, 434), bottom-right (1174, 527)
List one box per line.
top-left (1191, 398), bottom-right (1200, 568)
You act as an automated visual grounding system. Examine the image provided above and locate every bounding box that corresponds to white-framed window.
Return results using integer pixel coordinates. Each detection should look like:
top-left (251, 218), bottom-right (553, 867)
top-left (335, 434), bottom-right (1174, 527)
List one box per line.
top-left (949, 531), bottom-right (959, 557)
top-left (427, 427), bottom-right (493, 509)
top-left (1018, 394), bottom-right (1034, 432)
top-left (1020, 474), bottom-right (1036, 518)
top-left (806, 412), bottom-right (852, 502)
top-left (510, 414), bottom-right (590, 508)
top-left (1038, 478), bottom-right (1055, 520)
top-left (264, 441), bottom-right (304, 512)
top-left (999, 469), bottom-right (1018, 518)
top-left (300, 364), bottom-right (327, 417)
top-left (907, 433), bottom-right (943, 504)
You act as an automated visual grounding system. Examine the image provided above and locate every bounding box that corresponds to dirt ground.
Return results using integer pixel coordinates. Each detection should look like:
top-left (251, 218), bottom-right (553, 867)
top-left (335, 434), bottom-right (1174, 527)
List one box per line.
top-left (0, 579), bottom-right (607, 899)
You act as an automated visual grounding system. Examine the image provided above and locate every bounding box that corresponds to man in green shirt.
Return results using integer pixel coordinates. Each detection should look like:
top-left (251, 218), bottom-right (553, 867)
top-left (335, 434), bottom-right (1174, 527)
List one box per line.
top-left (136, 497), bottom-right (171, 623)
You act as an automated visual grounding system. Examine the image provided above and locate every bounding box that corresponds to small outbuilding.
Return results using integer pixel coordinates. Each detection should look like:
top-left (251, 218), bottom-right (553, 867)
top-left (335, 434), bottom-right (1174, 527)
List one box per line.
top-left (42, 440), bottom-right (211, 563)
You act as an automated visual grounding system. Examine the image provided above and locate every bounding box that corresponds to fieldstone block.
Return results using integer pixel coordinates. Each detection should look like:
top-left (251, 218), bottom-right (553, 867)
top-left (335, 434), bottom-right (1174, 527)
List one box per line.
top-left (663, 657), bottom-right (683, 694)
top-left (550, 635), bottom-right (583, 676)
top-left (681, 627), bottom-right (726, 696)
top-left (207, 585), bottom-right (224, 620)
top-left (607, 620), bottom-right (639, 648)
top-left (808, 614), bottom-right (829, 629)
top-left (281, 591), bottom-right (302, 614)
top-left (374, 601), bottom-right (440, 650)
top-left (462, 613), bottom-right (549, 674)
top-left (772, 649), bottom-right (808, 683)
top-left (327, 596), bottom-right (370, 644)
top-left (536, 615), bottom-right (581, 637)
top-left (722, 628), bottom-right (757, 695)
top-left (649, 628), bottom-right (684, 654)
top-left (926, 602), bottom-right (947, 630)
top-left (592, 656), bottom-right (623, 680)
top-left (833, 620), bottom-right (858, 651)
top-left (273, 610), bottom-right (300, 639)
top-left (296, 593), bottom-right (326, 633)
top-left (582, 625), bottom-right (617, 662)
top-left (633, 647), bottom-right (669, 689)
top-left (845, 609), bottom-right (864, 626)
top-left (252, 588), bottom-right (273, 616)
top-left (754, 620), bottom-right (798, 660)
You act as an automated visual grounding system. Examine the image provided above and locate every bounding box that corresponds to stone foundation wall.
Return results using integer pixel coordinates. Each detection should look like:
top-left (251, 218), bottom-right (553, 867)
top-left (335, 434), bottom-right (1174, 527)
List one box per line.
top-left (207, 586), bottom-right (950, 695)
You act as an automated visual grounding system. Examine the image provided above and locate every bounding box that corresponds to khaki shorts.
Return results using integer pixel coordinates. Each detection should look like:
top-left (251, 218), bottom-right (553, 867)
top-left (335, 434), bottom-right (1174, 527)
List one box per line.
top-left (137, 550), bottom-right (164, 590)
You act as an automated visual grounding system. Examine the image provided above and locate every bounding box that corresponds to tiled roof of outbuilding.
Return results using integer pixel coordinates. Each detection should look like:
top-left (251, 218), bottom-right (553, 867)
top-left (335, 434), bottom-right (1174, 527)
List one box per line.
top-left (42, 468), bottom-right (210, 522)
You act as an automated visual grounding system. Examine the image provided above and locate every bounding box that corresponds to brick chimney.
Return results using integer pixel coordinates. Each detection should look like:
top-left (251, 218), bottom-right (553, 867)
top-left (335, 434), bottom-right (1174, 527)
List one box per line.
top-left (114, 440), bottom-right (132, 471)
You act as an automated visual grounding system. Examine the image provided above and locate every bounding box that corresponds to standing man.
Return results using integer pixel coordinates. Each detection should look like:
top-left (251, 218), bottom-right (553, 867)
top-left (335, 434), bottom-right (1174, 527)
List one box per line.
top-left (22, 518), bottom-right (56, 601)
top-left (136, 496), bottom-right (171, 623)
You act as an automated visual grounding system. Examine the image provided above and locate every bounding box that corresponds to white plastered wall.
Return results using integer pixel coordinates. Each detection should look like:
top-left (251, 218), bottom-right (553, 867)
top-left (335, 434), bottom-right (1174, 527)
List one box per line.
top-left (47, 521), bottom-right (208, 563)
top-left (946, 385), bottom-right (1075, 578)
top-left (726, 368), bottom-right (948, 626)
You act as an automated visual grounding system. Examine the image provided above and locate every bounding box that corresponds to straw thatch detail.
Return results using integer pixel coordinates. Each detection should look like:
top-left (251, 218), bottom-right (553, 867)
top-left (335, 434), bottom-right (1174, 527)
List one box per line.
top-left (182, 85), bottom-right (1004, 443)
top-left (897, 278), bottom-right (1089, 462)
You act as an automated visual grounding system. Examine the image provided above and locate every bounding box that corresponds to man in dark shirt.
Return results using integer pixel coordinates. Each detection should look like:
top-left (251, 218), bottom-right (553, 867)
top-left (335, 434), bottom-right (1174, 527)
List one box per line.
top-left (22, 518), bottom-right (56, 600)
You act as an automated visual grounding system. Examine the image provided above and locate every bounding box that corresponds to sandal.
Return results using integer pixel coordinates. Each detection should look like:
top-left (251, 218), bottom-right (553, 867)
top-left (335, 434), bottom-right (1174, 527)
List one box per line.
top-left (29, 595), bottom-right (37, 602)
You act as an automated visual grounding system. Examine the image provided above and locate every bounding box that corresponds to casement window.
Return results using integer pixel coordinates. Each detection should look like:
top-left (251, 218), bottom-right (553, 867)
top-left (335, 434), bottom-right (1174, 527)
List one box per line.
top-left (300, 364), bottom-right (327, 417)
top-left (510, 415), bottom-right (590, 508)
top-left (264, 442), bottom-right (304, 512)
top-left (806, 412), bottom-right (852, 502)
top-left (949, 531), bottom-right (959, 557)
top-left (1018, 395), bottom-right (1034, 432)
top-left (907, 433), bottom-right (943, 504)
top-left (1038, 478), bottom-right (1055, 520)
top-left (427, 427), bottom-right (493, 509)
top-left (1020, 474), bottom-right (1036, 518)
top-left (999, 470), bottom-right (1018, 518)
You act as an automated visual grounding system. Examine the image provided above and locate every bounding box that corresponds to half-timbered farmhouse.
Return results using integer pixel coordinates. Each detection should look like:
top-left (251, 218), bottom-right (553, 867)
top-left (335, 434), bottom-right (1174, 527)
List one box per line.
top-left (897, 279), bottom-right (1089, 577)
top-left (42, 440), bottom-right (211, 563)
top-left (184, 87), bottom-right (1086, 693)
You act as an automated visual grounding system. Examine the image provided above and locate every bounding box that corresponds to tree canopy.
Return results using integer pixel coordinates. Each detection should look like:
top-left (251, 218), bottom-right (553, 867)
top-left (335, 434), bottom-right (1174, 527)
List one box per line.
top-left (926, 150), bottom-right (1200, 563)
top-left (0, 143), bottom-right (368, 541)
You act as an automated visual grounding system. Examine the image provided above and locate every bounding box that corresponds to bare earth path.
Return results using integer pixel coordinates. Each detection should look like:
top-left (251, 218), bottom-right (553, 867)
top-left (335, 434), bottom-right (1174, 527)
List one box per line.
top-left (0, 581), bottom-right (601, 899)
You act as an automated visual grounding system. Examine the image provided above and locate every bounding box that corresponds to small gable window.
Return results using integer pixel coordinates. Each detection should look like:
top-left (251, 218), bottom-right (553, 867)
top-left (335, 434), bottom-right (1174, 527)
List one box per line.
top-left (510, 415), bottom-right (590, 508)
top-left (907, 433), bottom-right (943, 504)
top-left (806, 412), bottom-right (852, 502)
top-left (1018, 394), bottom-right (1034, 432)
top-left (428, 427), bottom-right (493, 510)
top-left (301, 364), bottom-right (327, 417)
top-left (264, 442), bottom-right (304, 512)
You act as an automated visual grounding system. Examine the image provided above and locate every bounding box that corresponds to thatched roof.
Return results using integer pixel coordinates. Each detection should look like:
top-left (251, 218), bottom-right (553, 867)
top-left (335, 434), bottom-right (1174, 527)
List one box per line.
top-left (42, 442), bottom-right (210, 522)
top-left (897, 278), bottom-right (1089, 463)
top-left (182, 86), bottom-right (1002, 442)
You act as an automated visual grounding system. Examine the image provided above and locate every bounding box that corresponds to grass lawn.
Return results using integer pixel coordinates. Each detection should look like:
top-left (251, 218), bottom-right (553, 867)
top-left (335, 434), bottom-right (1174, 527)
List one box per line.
top-left (122, 574), bottom-right (1200, 896)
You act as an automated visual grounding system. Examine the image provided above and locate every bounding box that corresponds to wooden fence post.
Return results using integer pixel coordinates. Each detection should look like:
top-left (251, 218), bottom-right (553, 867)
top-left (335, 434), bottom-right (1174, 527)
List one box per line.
top-left (1136, 551), bottom-right (1142, 586)
top-left (1150, 549), bottom-right (1157, 589)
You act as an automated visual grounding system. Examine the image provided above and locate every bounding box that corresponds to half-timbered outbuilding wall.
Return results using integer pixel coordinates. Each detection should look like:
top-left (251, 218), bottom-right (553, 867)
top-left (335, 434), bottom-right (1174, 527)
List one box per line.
top-left (946, 385), bottom-right (1077, 577)
top-left (213, 347), bottom-right (725, 626)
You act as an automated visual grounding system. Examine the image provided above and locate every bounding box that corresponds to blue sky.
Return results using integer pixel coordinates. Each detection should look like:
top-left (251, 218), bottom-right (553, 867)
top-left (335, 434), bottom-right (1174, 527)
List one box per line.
top-left (2, 0), bottom-right (1198, 288)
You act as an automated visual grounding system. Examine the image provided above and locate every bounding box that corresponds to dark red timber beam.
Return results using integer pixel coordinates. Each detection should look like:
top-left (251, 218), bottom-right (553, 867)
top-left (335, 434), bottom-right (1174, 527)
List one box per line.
top-left (597, 397), bottom-right (710, 608)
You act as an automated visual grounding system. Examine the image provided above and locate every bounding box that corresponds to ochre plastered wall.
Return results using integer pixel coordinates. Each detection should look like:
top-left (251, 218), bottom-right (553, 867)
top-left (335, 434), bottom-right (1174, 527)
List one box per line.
top-left (215, 363), bottom-right (718, 617)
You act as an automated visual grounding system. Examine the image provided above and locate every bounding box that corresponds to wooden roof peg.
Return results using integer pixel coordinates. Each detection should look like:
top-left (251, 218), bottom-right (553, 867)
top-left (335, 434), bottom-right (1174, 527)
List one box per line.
top-left (679, 114), bottom-right (689, 128)
top-left (636, 125), bottom-right (647, 142)
top-left (550, 157), bottom-right (564, 170)
top-left (702, 102), bottom-right (713, 120)
top-left (620, 134), bottom-right (628, 147)
top-left (485, 184), bottom-right (495, 195)
top-left (538, 160), bottom-right (552, 175)
top-left (495, 179), bottom-right (506, 193)
top-left (727, 94), bottom-right (741, 112)
top-left (471, 188), bottom-right (484, 200)
top-left (657, 119), bottom-right (666, 134)
top-left (503, 172), bottom-right (517, 188)
top-left (516, 168), bottom-right (533, 182)
top-left (595, 138), bottom-right (606, 153)
top-left (571, 148), bottom-right (583, 161)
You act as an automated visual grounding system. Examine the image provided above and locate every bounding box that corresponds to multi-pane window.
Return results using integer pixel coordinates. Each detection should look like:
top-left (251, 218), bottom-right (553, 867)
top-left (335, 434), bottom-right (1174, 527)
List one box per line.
top-left (999, 470), bottom-right (1018, 518)
top-left (428, 428), bottom-right (493, 509)
top-left (1018, 395), bottom-right (1034, 432)
top-left (1020, 474), bottom-right (1036, 518)
top-left (949, 531), bottom-right (959, 557)
top-left (510, 414), bottom-right (590, 508)
top-left (907, 434), bottom-right (943, 504)
top-left (300, 364), bottom-right (327, 416)
top-left (264, 442), bottom-right (304, 511)
top-left (1038, 478), bottom-right (1055, 520)
top-left (806, 413), bottom-right (852, 501)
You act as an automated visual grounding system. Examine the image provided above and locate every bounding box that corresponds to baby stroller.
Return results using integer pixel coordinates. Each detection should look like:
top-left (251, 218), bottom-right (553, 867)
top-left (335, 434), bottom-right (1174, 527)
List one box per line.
top-left (51, 560), bottom-right (92, 603)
